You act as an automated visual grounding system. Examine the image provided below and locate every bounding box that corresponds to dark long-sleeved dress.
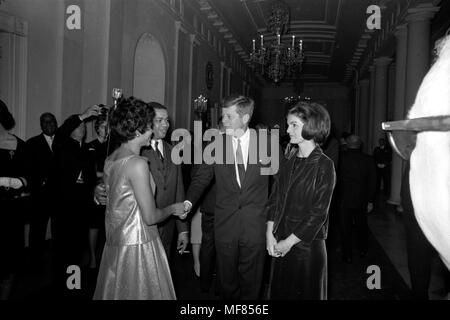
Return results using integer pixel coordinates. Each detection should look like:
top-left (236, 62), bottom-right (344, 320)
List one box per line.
top-left (86, 138), bottom-right (108, 229)
top-left (50, 115), bottom-right (97, 276)
top-left (267, 146), bottom-right (336, 300)
top-left (0, 135), bottom-right (29, 278)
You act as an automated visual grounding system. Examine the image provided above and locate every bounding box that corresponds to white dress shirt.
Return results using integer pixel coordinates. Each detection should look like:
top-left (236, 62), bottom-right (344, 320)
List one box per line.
top-left (151, 139), bottom-right (164, 157)
top-left (232, 128), bottom-right (250, 188)
top-left (43, 134), bottom-right (54, 151)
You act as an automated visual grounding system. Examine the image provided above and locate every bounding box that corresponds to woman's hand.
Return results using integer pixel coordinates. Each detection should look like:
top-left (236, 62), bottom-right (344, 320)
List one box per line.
top-left (274, 234), bottom-right (301, 257)
top-left (274, 239), bottom-right (293, 257)
top-left (94, 182), bottom-right (107, 205)
top-left (0, 177), bottom-right (23, 189)
top-left (171, 202), bottom-right (188, 219)
top-left (266, 231), bottom-right (280, 257)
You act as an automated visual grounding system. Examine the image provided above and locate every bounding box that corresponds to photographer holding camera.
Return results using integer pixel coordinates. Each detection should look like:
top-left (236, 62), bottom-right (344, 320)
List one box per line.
top-left (50, 104), bottom-right (100, 298)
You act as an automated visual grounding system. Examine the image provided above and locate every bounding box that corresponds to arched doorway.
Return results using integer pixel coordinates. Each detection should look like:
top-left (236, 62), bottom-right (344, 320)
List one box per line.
top-left (133, 33), bottom-right (165, 103)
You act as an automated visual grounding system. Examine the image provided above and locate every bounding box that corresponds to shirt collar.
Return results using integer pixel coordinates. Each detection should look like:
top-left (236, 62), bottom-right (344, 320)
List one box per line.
top-left (232, 127), bottom-right (250, 143)
top-left (43, 133), bottom-right (54, 140)
top-left (151, 139), bottom-right (162, 148)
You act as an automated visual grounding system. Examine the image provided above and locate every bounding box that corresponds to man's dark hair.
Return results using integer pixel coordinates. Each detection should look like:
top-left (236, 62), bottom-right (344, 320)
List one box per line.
top-left (148, 102), bottom-right (167, 111)
top-left (110, 97), bottom-right (155, 143)
top-left (287, 101), bottom-right (331, 145)
top-left (222, 94), bottom-right (254, 119)
top-left (0, 99), bottom-right (15, 131)
top-left (40, 112), bottom-right (56, 124)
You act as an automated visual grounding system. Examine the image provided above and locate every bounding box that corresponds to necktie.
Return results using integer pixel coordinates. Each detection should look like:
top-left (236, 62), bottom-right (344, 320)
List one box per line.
top-left (155, 140), bottom-right (164, 162)
top-left (236, 138), bottom-right (246, 187)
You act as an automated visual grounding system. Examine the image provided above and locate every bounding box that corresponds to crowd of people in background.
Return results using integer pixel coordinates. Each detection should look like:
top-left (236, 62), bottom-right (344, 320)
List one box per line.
top-left (0, 94), bottom-right (448, 300)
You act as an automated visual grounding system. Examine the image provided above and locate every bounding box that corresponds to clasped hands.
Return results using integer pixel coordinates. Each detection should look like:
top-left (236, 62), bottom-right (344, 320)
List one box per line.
top-left (0, 177), bottom-right (23, 189)
top-left (171, 202), bottom-right (190, 220)
top-left (266, 232), bottom-right (297, 258)
top-left (94, 183), bottom-right (190, 220)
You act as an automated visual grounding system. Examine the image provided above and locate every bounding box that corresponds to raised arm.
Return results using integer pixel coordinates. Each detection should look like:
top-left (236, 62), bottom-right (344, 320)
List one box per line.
top-left (127, 157), bottom-right (184, 225)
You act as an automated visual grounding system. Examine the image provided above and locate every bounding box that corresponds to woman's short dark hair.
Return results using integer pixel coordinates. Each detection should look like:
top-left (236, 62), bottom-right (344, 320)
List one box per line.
top-left (287, 101), bottom-right (331, 145)
top-left (0, 99), bottom-right (16, 131)
top-left (109, 97), bottom-right (155, 143)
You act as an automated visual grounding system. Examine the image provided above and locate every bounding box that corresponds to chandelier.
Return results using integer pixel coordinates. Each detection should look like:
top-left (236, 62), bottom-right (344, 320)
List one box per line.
top-left (250, 0), bottom-right (305, 83)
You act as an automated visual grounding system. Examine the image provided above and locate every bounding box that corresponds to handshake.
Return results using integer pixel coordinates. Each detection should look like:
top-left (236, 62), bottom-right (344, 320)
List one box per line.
top-left (94, 182), bottom-right (193, 220)
top-left (169, 201), bottom-right (192, 220)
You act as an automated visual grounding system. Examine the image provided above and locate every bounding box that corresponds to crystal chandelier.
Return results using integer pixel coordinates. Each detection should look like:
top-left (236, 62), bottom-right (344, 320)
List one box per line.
top-left (250, 0), bottom-right (305, 83)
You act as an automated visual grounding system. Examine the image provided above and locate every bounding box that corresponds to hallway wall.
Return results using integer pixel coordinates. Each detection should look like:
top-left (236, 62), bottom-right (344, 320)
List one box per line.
top-left (1, 0), bottom-right (256, 140)
top-left (258, 82), bottom-right (350, 137)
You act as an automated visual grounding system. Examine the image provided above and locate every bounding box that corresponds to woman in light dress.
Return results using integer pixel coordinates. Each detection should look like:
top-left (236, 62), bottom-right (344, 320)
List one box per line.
top-left (94, 97), bottom-right (186, 300)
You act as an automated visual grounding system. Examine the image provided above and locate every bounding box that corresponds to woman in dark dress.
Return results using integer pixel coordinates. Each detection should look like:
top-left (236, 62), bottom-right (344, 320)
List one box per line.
top-left (266, 101), bottom-right (336, 300)
top-left (86, 114), bottom-right (109, 269)
top-left (0, 99), bottom-right (29, 299)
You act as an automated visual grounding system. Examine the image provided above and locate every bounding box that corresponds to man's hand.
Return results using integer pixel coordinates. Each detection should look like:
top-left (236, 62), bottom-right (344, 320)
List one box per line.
top-left (183, 201), bottom-right (192, 215)
top-left (94, 183), bottom-right (107, 205)
top-left (177, 232), bottom-right (189, 254)
top-left (367, 202), bottom-right (374, 213)
top-left (80, 105), bottom-right (101, 121)
top-left (171, 202), bottom-right (188, 219)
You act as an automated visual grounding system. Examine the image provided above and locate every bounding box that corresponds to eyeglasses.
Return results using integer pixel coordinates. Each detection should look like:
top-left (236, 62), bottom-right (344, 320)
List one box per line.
top-left (382, 115), bottom-right (450, 160)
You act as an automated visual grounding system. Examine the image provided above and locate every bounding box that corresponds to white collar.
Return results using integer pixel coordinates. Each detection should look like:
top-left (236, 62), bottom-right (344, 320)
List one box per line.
top-left (43, 133), bottom-right (54, 140)
top-left (232, 128), bottom-right (250, 143)
top-left (151, 139), bottom-right (163, 148)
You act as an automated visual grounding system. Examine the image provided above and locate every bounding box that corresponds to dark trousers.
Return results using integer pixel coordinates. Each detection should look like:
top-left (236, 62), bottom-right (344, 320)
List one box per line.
top-left (200, 212), bottom-right (216, 291)
top-left (158, 218), bottom-right (176, 260)
top-left (376, 167), bottom-right (390, 195)
top-left (29, 190), bottom-right (53, 256)
top-left (216, 240), bottom-right (265, 300)
top-left (51, 185), bottom-right (90, 298)
top-left (403, 210), bottom-right (434, 300)
top-left (0, 199), bottom-right (23, 279)
top-left (339, 206), bottom-right (368, 259)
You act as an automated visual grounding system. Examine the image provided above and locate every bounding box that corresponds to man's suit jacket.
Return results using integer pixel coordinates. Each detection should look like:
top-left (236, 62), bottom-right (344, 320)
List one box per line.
top-left (186, 133), bottom-right (275, 245)
top-left (141, 141), bottom-right (188, 242)
top-left (338, 149), bottom-right (376, 209)
top-left (26, 133), bottom-right (55, 196)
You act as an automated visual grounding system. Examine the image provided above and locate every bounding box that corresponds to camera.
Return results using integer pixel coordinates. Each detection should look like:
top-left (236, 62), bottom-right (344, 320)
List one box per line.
top-left (98, 104), bottom-right (108, 116)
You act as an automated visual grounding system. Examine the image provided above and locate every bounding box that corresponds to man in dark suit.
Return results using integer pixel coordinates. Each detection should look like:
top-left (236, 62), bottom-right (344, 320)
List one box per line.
top-left (338, 135), bottom-right (376, 263)
top-left (184, 94), bottom-right (279, 300)
top-left (401, 160), bottom-right (435, 300)
top-left (50, 105), bottom-right (99, 297)
top-left (26, 113), bottom-right (57, 263)
top-left (373, 138), bottom-right (392, 195)
top-left (141, 102), bottom-right (188, 259)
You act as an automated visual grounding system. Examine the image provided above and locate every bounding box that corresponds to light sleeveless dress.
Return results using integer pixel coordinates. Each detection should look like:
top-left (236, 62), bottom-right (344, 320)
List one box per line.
top-left (93, 154), bottom-right (176, 300)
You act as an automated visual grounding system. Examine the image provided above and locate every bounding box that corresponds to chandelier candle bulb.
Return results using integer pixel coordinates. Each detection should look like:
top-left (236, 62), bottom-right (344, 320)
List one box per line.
top-left (260, 35), bottom-right (263, 47)
top-left (292, 35), bottom-right (295, 48)
top-left (300, 40), bottom-right (303, 50)
top-left (253, 39), bottom-right (255, 52)
top-left (277, 34), bottom-right (280, 45)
